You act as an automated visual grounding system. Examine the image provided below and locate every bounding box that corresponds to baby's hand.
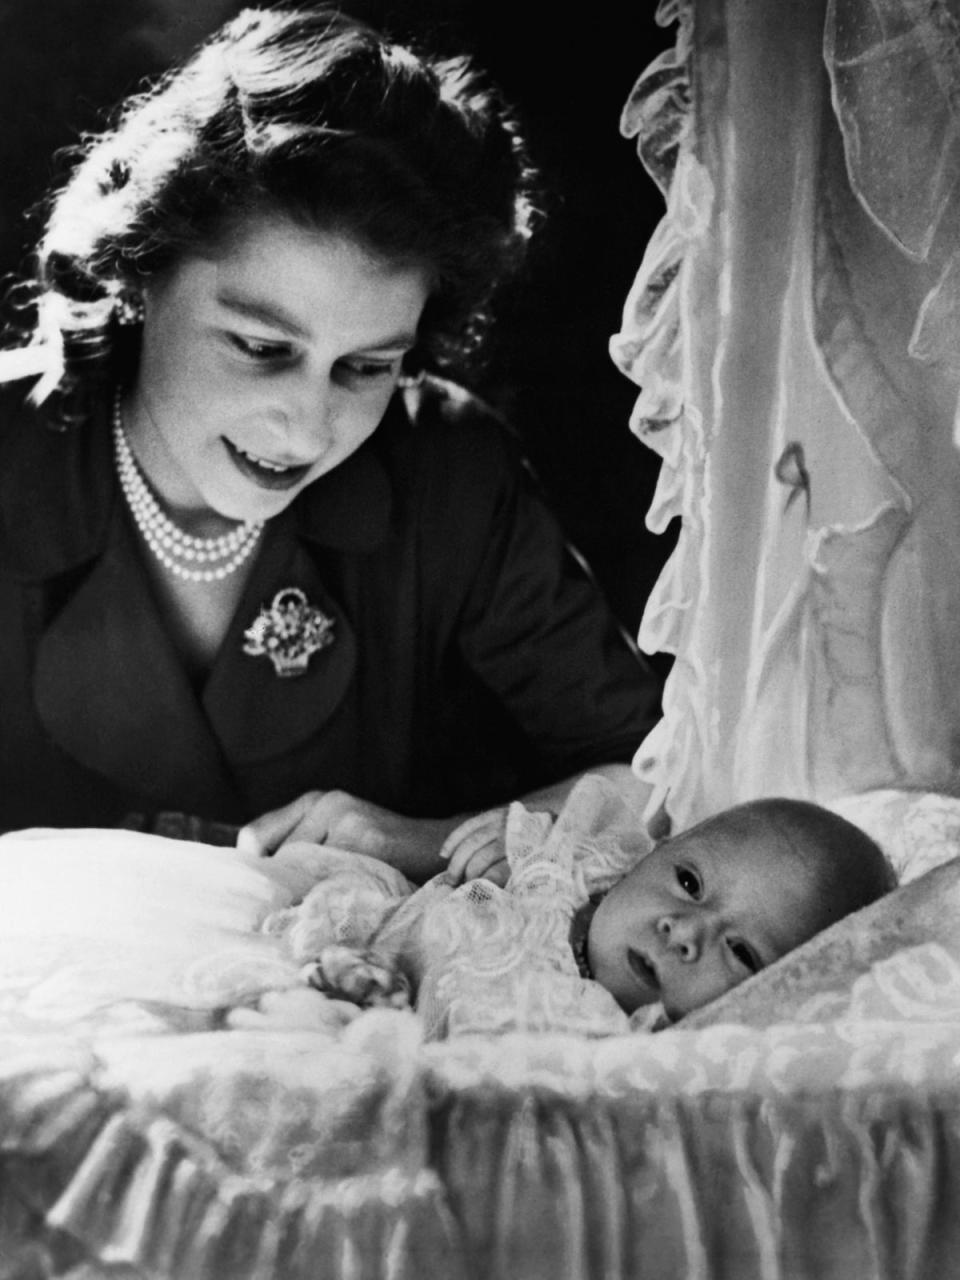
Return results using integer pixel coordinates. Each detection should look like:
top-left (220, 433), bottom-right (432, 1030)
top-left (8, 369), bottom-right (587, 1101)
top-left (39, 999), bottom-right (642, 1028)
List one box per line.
top-left (439, 807), bottom-right (509, 886)
top-left (227, 987), bottom-right (361, 1031)
top-left (301, 945), bottom-right (412, 1010)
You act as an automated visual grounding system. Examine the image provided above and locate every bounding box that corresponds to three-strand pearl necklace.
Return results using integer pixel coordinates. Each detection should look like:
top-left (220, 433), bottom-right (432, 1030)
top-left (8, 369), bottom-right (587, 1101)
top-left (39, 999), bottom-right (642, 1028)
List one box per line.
top-left (112, 393), bottom-right (264, 582)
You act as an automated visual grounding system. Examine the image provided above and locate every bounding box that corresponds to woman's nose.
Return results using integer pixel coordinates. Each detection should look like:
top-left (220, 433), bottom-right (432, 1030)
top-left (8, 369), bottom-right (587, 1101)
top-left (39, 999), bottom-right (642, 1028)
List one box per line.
top-left (294, 415), bottom-right (333, 456)
top-left (276, 390), bottom-right (334, 458)
top-left (657, 914), bottom-right (700, 962)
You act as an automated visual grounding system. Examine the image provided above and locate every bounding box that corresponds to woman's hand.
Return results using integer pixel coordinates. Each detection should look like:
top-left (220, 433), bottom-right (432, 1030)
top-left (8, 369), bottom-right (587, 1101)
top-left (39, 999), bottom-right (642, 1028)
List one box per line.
top-left (239, 767), bottom-right (648, 887)
top-left (237, 789), bottom-right (463, 882)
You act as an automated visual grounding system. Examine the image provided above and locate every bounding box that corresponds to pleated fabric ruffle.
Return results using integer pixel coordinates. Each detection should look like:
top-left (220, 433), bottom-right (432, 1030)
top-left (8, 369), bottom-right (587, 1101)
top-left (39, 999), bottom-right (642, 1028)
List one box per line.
top-left (0, 1022), bottom-right (467, 1280)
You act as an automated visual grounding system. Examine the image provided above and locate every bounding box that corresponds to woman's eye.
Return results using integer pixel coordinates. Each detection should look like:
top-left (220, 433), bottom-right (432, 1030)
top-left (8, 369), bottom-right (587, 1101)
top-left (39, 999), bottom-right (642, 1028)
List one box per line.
top-left (728, 940), bottom-right (761, 974)
top-left (337, 356), bottom-right (400, 382)
top-left (675, 866), bottom-right (701, 899)
top-left (228, 334), bottom-right (291, 361)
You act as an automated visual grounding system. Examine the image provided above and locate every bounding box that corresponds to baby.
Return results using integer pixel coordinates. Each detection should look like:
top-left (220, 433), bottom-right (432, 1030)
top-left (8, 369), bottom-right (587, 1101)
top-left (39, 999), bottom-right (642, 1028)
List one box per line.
top-left (578, 795), bottom-right (893, 1022)
top-left (254, 779), bottom-right (893, 1035)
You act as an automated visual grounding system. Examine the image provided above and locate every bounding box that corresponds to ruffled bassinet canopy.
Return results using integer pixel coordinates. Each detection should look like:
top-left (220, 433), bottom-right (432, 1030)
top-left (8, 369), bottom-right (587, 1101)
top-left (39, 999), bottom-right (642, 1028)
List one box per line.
top-left (613, 0), bottom-right (960, 829)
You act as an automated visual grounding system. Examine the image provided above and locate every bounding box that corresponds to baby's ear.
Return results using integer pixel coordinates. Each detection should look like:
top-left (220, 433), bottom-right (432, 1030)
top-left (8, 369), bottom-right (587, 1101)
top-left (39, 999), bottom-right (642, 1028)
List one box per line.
top-left (647, 802), bottom-right (672, 842)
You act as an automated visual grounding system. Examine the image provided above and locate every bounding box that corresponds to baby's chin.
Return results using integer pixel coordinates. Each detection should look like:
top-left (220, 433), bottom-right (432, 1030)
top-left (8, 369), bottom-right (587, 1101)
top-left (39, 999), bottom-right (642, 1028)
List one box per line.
top-left (600, 968), bottom-right (661, 1019)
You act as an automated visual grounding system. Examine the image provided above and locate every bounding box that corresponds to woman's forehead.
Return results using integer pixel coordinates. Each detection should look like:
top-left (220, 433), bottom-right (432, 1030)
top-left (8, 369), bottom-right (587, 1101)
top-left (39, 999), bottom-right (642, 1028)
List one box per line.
top-left (194, 208), bottom-right (431, 282)
top-left (184, 213), bottom-right (392, 274)
top-left (150, 213), bottom-right (431, 346)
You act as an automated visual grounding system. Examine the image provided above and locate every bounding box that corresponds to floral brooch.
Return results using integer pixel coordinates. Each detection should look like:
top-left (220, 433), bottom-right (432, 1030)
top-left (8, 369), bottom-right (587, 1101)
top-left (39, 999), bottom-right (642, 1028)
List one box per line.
top-left (242, 587), bottom-right (335, 678)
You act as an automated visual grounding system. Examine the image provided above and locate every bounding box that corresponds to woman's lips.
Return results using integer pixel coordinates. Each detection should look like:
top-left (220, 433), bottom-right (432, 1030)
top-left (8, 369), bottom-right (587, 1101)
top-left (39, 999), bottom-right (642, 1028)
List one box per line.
top-left (627, 948), bottom-right (659, 994)
top-left (224, 438), bottom-right (312, 491)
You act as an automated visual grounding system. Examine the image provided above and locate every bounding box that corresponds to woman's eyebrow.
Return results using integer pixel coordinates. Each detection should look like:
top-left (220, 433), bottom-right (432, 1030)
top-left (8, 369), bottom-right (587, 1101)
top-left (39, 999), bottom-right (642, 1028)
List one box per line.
top-left (215, 290), bottom-right (418, 350)
top-left (353, 334), bottom-right (419, 353)
top-left (216, 291), bottom-right (310, 338)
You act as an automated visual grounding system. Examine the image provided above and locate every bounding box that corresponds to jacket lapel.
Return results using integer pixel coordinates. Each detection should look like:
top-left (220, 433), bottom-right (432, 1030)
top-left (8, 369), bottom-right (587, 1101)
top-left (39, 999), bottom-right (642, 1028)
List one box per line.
top-left (33, 516), bottom-right (240, 813)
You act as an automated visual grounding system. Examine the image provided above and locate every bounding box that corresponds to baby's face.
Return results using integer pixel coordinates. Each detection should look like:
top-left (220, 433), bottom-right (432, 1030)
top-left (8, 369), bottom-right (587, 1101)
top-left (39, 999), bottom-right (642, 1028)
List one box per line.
top-left (587, 818), bottom-right (827, 1020)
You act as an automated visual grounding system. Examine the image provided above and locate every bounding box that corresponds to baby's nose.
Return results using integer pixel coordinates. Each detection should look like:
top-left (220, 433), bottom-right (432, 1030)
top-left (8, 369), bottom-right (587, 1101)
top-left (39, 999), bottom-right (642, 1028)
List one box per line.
top-left (657, 914), bottom-right (700, 962)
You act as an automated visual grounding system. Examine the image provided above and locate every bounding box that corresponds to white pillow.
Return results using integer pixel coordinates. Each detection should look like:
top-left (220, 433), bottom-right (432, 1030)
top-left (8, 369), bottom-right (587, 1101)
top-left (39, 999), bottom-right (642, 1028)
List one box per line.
top-left (829, 789), bottom-right (960, 884)
top-left (0, 827), bottom-right (387, 1028)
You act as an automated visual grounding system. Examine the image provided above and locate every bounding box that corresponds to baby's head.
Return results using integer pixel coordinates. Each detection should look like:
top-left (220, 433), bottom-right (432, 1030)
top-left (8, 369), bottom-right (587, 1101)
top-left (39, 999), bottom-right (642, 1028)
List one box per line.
top-left (587, 797), bottom-right (894, 1021)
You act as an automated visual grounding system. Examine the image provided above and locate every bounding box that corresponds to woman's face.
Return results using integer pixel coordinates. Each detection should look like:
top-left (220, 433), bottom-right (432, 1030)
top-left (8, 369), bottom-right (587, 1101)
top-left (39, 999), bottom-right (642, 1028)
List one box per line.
top-left (126, 213), bottom-right (430, 527)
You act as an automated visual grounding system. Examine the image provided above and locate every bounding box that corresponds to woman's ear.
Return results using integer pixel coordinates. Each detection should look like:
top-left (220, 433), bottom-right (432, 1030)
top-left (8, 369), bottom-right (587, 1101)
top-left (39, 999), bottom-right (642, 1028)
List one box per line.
top-left (115, 285), bottom-right (145, 326)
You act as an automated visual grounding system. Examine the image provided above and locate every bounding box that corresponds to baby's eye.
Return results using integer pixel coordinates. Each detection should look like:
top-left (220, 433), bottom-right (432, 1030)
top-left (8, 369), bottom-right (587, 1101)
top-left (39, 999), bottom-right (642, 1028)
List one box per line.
top-left (727, 939), bottom-right (761, 974)
top-left (675, 865), bottom-right (701, 899)
top-left (228, 333), bottom-right (292, 361)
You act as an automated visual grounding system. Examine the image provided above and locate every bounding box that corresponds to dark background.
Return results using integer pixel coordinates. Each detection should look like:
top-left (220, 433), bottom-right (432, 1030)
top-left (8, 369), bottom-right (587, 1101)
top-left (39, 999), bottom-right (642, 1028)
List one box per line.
top-left (0, 0), bottom-right (675, 646)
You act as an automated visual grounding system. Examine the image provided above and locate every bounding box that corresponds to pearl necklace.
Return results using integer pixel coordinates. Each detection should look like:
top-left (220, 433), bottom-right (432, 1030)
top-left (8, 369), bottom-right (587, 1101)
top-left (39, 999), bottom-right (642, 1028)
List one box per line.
top-left (112, 393), bottom-right (264, 582)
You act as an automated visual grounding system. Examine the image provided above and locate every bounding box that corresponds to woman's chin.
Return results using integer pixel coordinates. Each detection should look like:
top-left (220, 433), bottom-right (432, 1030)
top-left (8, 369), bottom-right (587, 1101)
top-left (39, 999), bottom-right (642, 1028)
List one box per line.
top-left (205, 477), bottom-right (306, 527)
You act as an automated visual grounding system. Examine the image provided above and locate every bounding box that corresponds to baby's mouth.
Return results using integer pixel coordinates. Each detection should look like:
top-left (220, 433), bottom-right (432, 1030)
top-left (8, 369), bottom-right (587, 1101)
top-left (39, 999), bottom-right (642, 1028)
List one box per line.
top-left (627, 947), bottom-right (659, 994)
top-left (627, 947), bottom-right (660, 993)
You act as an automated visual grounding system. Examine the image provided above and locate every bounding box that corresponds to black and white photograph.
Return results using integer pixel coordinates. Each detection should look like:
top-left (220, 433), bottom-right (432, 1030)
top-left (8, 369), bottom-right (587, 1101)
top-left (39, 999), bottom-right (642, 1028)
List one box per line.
top-left (1, 2), bottom-right (959, 1277)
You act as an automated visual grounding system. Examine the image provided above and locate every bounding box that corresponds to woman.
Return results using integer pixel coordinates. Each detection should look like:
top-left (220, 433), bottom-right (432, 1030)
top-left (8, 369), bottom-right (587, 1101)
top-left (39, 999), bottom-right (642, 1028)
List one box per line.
top-left (0, 6), bottom-right (660, 879)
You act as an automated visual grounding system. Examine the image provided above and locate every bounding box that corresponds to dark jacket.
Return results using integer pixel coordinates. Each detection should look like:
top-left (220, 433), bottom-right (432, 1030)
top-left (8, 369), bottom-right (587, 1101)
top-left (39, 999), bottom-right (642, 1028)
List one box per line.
top-left (0, 377), bottom-right (660, 831)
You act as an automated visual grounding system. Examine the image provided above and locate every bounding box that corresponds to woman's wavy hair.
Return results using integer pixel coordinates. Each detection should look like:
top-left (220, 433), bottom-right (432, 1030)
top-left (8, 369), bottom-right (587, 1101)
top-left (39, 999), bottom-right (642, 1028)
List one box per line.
top-left (29, 5), bottom-right (540, 422)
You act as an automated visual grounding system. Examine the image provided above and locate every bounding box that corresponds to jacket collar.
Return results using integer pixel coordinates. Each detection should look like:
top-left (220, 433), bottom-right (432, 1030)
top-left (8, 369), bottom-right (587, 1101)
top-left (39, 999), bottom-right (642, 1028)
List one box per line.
top-left (32, 506), bottom-right (362, 805)
top-left (0, 383), bottom-right (398, 583)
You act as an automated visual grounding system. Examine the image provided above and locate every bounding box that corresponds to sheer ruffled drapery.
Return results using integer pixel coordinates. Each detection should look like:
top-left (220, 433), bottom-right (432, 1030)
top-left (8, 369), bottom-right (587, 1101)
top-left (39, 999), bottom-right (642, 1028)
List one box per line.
top-left (612, 0), bottom-right (960, 828)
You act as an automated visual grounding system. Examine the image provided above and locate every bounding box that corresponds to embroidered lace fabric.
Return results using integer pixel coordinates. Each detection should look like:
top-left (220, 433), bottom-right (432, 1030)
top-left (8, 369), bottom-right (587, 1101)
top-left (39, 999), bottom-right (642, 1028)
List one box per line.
top-left (262, 773), bottom-right (663, 1040)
